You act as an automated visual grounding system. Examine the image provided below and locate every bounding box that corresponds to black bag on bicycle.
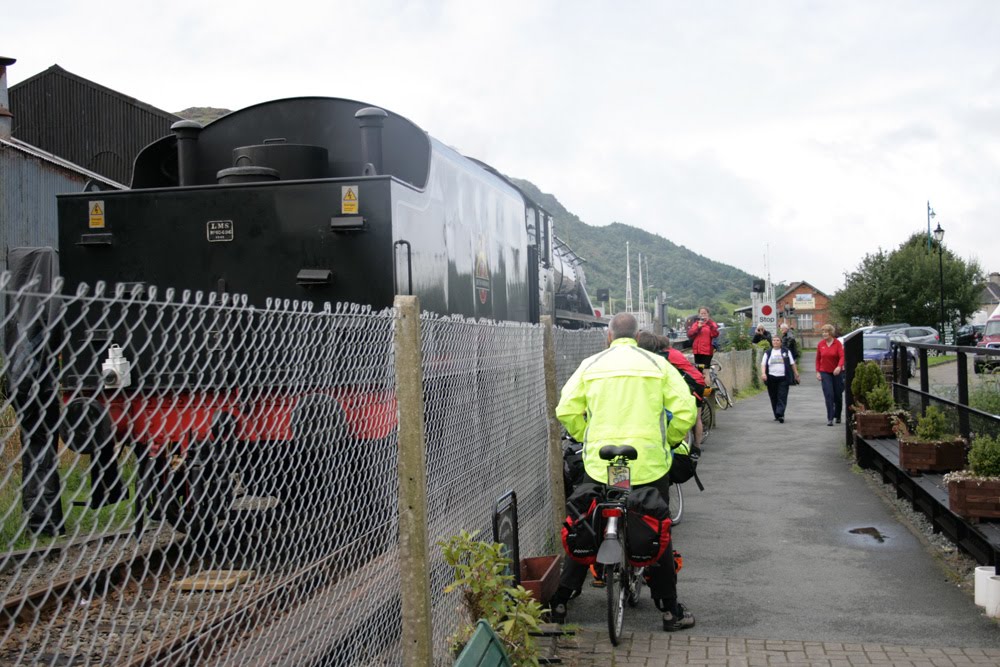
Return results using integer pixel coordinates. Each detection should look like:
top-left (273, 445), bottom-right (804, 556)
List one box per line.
top-left (560, 482), bottom-right (601, 565)
top-left (668, 445), bottom-right (701, 485)
top-left (625, 486), bottom-right (672, 567)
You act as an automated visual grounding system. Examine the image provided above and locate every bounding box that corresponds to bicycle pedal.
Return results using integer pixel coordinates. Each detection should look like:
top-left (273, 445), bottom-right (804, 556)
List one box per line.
top-left (590, 578), bottom-right (606, 588)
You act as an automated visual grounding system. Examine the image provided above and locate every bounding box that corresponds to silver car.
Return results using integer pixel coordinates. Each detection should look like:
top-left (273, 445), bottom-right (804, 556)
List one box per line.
top-left (893, 326), bottom-right (940, 346)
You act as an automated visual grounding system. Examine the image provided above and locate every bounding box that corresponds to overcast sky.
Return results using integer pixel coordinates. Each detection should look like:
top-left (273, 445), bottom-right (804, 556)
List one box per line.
top-left (6, 1), bottom-right (999, 295)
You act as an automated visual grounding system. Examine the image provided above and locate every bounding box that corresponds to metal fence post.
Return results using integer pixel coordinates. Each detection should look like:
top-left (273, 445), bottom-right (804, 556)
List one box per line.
top-left (394, 295), bottom-right (433, 667)
top-left (541, 315), bottom-right (567, 537)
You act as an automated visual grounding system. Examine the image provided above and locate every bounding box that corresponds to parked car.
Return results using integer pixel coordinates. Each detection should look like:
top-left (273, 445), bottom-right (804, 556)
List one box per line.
top-left (869, 323), bottom-right (911, 334)
top-left (956, 323), bottom-right (985, 347)
top-left (974, 315), bottom-right (1000, 374)
top-left (838, 325), bottom-right (874, 344)
top-left (893, 326), bottom-right (940, 346)
top-left (863, 333), bottom-right (917, 378)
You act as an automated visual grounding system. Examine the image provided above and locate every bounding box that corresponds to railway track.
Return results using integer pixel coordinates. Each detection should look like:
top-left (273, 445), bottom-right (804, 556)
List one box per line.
top-left (1, 512), bottom-right (399, 666)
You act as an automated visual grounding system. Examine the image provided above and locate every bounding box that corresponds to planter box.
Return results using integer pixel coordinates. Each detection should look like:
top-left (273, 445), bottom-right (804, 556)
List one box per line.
top-left (898, 437), bottom-right (967, 474)
top-left (948, 478), bottom-right (1000, 521)
top-left (854, 412), bottom-right (894, 438)
top-left (520, 555), bottom-right (560, 605)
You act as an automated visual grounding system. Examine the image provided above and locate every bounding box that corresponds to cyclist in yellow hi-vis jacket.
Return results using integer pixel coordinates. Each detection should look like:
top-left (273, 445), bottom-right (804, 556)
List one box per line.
top-left (550, 313), bottom-right (697, 631)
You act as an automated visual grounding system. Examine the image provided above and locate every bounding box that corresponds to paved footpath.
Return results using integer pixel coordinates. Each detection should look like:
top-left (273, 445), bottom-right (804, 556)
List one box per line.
top-left (553, 351), bottom-right (1000, 666)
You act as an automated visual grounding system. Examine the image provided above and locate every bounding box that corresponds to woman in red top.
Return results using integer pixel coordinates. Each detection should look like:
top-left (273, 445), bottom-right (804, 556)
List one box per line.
top-left (686, 307), bottom-right (720, 368)
top-left (815, 323), bottom-right (845, 426)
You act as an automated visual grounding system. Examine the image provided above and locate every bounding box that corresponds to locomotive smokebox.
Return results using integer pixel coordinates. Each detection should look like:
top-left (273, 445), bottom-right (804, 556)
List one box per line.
top-left (355, 107), bottom-right (387, 175)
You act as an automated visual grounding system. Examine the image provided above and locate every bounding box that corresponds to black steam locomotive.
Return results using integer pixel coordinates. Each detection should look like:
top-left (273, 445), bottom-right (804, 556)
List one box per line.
top-left (57, 96), bottom-right (599, 327)
top-left (50, 97), bottom-right (600, 535)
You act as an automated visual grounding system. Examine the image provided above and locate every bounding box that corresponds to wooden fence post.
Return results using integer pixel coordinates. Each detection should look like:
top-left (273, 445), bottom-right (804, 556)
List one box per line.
top-left (394, 295), bottom-right (433, 667)
top-left (541, 316), bottom-right (566, 537)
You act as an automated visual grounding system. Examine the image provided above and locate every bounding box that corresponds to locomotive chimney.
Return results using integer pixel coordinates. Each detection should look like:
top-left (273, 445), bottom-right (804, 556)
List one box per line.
top-left (355, 107), bottom-right (387, 175)
top-left (171, 119), bottom-right (203, 186)
top-left (0, 56), bottom-right (16, 140)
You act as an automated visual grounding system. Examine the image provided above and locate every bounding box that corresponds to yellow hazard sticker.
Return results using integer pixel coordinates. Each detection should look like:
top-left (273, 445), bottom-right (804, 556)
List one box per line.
top-left (341, 186), bottom-right (359, 214)
top-left (88, 200), bottom-right (105, 229)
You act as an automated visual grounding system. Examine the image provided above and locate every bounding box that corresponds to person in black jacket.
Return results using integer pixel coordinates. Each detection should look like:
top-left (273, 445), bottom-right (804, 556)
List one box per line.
top-left (780, 323), bottom-right (799, 360)
top-left (751, 325), bottom-right (772, 344)
top-left (760, 336), bottom-right (800, 423)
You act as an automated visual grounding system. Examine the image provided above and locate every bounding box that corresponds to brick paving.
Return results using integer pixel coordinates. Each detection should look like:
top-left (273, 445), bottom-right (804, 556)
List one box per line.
top-left (554, 630), bottom-right (1000, 667)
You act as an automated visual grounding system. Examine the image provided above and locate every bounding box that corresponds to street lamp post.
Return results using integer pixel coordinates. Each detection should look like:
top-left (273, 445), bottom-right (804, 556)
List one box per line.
top-left (933, 223), bottom-right (945, 338)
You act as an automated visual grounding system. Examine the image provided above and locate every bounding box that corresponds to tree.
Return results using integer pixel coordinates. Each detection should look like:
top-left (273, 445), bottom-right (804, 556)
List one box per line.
top-left (831, 233), bottom-right (983, 330)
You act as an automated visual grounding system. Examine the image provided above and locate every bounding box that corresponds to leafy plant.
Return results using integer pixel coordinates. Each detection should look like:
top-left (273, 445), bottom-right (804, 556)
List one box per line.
top-left (439, 530), bottom-right (545, 666)
top-left (866, 384), bottom-right (895, 413)
top-left (850, 362), bottom-right (887, 411)
top-left (970, 384), bottom-right (1000, 416)
top-left (914, 406), bottom-right (951, 441)
top-left (968, 433), bottom-right (1000, 478)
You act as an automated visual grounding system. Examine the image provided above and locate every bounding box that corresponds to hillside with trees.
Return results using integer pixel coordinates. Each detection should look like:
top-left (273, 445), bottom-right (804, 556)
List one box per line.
top-left (512, 179), bottom-right (762, 319)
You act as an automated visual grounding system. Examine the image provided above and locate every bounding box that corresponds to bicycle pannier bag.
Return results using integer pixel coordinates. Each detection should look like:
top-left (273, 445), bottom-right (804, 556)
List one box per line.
top-left (625, 486), bottom-right (672, 567)
top-left (668, 445), bottom-right (700, 485)
top-left (561, 482), bottom-right (602, 565)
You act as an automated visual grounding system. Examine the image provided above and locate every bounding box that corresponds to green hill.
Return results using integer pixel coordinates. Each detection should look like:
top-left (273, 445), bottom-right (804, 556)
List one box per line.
top-left (511, 179), bottom-right (761, 320)
top-left (174, 107), bottom-right (232, 125)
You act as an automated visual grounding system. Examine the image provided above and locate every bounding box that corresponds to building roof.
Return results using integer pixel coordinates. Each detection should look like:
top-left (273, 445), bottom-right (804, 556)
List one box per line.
top-left (0, 135), bottom-right (124, 189)
top-left (10, 64), bottom-right (179, 121)
top-left (777, 281), bottom-right (830, 301)
top-left (982, 281), bottom-right (1000, 305)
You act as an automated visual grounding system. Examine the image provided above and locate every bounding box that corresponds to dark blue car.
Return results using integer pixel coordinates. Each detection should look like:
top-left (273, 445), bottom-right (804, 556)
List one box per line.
top-left (863, 333), bottom-right (917, 377)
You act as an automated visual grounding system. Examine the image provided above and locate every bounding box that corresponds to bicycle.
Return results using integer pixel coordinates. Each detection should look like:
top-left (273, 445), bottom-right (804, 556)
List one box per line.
top-left (700, 361), bottom-right (733, 409)
top-left (594, 444), bottom-right (646, 646)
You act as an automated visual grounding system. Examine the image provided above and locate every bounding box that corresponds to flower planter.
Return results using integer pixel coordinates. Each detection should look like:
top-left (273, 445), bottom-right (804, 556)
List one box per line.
top-left (898, 437), bottom-right (967, 474)
top-left (948, 478), bottom-right (1000, 521)
top-left (854, 412), bottom-right (894, 438)
top-left (520, 555), bottom-right (560, 605)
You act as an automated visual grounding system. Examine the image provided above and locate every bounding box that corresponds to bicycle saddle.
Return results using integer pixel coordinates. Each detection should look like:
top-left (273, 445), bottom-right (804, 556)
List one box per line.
top-left (598, 445), bottom-right (638, 461)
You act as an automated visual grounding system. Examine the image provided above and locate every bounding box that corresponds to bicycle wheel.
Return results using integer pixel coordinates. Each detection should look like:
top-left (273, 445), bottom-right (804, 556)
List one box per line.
top-left (606, 562), bottom-right (625, 646)
top-left (700, 398), bottom-right (714, 435)
top-left (714, 376), bottom-right (733, 409)
top-left (668, 482), bottom-right (683, 525)
top-left (626, 565), bottom-right (643, 607)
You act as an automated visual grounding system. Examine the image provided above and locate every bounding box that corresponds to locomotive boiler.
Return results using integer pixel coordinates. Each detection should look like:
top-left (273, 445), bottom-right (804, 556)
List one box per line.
top-left (57, 96), bottom-right (599, 328)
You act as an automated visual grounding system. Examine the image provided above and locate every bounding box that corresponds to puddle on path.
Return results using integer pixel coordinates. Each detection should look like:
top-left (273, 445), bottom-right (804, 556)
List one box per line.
top-left (849, 526), bottom-right (887, 543)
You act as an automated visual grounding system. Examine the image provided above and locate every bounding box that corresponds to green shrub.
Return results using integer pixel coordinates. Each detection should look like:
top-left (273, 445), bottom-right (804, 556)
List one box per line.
top-left (968, 433), bottom-right (1000, 478)
top-left (850, 362), bottom-right (887, 410)
top-left (970, 384), bottom-right (1000, 416)
top-left (914, 406), bottom-right (950, 441)
top-left (439, 530), bottom-right (544, 666)
top-left (866, 385), bottom-right (895, 413)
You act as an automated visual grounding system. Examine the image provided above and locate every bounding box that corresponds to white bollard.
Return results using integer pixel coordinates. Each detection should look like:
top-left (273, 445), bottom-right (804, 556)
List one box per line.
top-left (985, 576), bottom-right (1000, 618)
top-left (975, 566), bottom-right (995, 607)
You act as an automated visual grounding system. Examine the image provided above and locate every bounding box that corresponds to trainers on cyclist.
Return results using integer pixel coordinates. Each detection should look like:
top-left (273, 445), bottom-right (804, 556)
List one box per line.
top-left (549, 602), bottom-right (567, 624)
top-left (589, 563), bottom-right (605, 588)
top-left (662, 603), bottom-right (695, 632)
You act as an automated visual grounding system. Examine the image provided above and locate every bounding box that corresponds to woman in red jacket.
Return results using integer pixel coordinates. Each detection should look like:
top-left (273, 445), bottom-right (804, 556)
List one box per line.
top-left (687, 307), bottom-right (720, 368)
top-left (815, 323), bottom-right (845, 426)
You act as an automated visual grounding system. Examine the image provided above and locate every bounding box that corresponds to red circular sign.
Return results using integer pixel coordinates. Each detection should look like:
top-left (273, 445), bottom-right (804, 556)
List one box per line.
top-left (762, 305), bottom-right (773, 316)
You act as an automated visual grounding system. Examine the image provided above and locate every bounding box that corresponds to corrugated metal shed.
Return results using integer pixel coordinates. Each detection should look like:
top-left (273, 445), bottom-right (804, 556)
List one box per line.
top-left (9, 65), bottom-right (180, 185)
top-left (0, 136), bottom-right (123, 274)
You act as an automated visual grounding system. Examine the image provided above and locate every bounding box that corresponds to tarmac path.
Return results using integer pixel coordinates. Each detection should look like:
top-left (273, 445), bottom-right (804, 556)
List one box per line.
top-left (554, 351), bottom-right (1000, 665)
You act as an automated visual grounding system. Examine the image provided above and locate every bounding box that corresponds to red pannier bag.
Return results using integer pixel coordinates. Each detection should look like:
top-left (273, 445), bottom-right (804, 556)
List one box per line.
top-left (561, 483), bottom-right (602, 565)
top-left (626, 486), bottom-right (672, 567)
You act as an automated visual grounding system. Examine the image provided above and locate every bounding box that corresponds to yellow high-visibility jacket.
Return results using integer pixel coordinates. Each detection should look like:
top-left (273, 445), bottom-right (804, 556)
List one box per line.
top-left (556, 337), bottom-right (697, 485)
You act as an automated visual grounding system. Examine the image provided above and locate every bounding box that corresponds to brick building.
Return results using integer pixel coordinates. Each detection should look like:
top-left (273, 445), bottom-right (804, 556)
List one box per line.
top-left (777, 281), bottom-right (832, 347)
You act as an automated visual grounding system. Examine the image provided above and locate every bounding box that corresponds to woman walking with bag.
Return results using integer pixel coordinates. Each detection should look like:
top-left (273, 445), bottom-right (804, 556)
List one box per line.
top-left (761, 335), bottom-right (799, 423)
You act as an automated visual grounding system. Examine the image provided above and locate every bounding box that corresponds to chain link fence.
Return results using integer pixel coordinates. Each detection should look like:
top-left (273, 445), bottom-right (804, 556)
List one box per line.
top-left (0, 271), bottom-right (609, 666)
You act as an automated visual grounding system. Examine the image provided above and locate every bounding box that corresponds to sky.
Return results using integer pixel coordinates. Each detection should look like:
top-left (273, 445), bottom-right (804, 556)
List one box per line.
top-left (5, 1), bottom-right (1000, 295)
